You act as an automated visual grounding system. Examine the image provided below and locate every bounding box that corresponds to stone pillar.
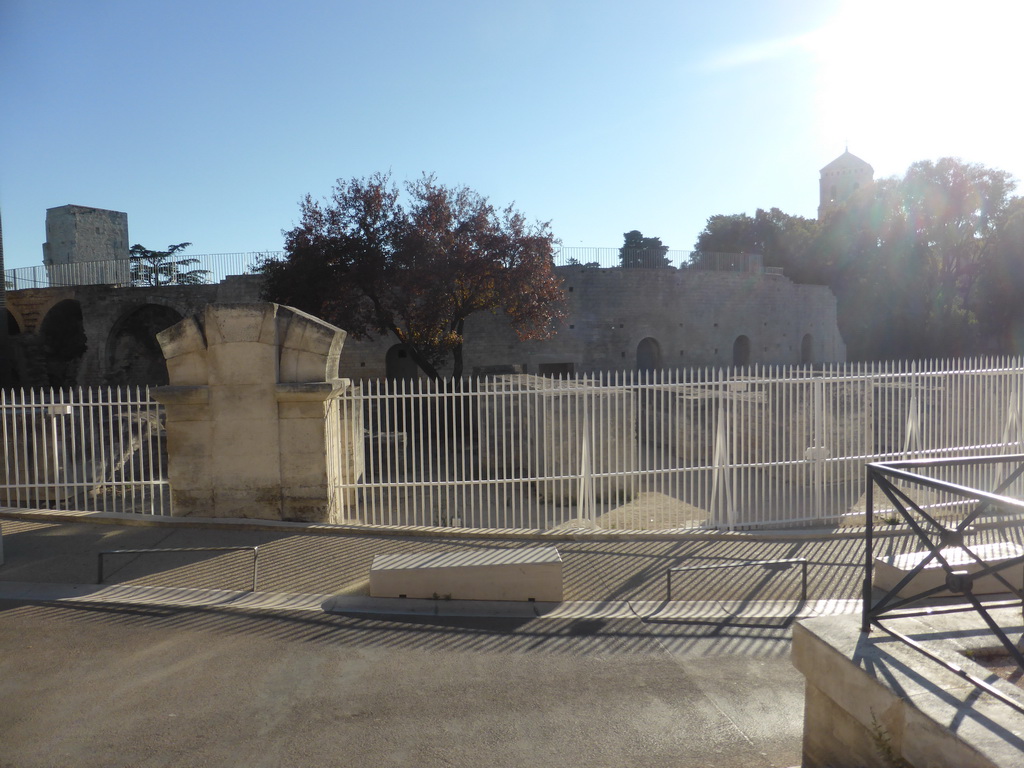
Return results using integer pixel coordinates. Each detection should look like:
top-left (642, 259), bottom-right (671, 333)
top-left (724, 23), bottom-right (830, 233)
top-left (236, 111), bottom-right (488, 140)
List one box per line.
top-left (152, 303), bottom-right (362, 522)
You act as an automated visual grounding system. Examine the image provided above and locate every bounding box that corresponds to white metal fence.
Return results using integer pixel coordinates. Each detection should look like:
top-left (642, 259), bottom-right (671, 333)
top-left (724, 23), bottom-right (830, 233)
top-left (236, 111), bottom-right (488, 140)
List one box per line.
top-left (0, 387), bottom-right (169, 514)
top-left (4, 359), bottom-right (1023, 530)
top-left (4, 252), bottom-right (276, 289)
top-left (3, 248), bottom-right (771, 289)
top-left (332, 359), bottom-right (1024, 531)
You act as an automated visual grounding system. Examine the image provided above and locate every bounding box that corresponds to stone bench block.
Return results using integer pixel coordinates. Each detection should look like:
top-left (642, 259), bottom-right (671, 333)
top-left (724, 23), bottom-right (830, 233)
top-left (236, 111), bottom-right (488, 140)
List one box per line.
top-left (369, 546), bottom-right (563, 602)
top-left (874, 541), bottom-right (1024, 597)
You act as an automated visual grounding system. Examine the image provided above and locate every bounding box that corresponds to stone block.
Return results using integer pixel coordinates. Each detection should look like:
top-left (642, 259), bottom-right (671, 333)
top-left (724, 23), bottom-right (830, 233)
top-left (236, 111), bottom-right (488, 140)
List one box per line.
top-left (156, 314), bottom-right (206, 363)
top-left (209, 383), bottom-right (278, 421)
top-left (212, 485), bottom-right (282, 520)
top-left (280, 487), bottom-right (331, 522)
top-left (154, 303), bottom-right (356, 522)
top-left (170, 486), bottom-right (214, 516)
top-left (793, 613), bottom-right (1024, 768)
top-left (164, 421), bottom-right (213, 455)
top-left (369, 546), bottom-right (563, 601)
top-left (204, 303), bottom-right (274, 346)
top-left (277, 399), bottom-right (326, 420)
top-left (873, 541), bottom-right (1024, 597)
top-left (164, 350), bottom-right (208, 387)
top-left (280, 450), bottom-right (328, 486)
top-left (208, 342), bottom-right (278, 387)
top-left (211, 422), bottom-right (281, 482)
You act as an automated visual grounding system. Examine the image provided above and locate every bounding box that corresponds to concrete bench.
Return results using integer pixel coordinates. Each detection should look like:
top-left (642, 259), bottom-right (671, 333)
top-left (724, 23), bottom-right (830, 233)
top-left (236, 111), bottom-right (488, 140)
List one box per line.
top-left (369, 546), bottom-right (562, 602)
top-left (873, 541), bottom-right (1024, 597)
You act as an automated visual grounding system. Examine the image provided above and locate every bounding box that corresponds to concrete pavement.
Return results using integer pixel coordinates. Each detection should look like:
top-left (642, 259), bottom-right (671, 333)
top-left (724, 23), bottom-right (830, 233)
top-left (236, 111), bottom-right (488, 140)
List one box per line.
top-left (4, 507), bottom-right (1013, 767)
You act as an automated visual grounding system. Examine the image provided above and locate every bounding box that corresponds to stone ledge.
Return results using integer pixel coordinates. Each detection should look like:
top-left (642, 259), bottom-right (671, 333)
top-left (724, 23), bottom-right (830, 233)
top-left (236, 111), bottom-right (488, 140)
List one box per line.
top-left (369, 546), bottom-right (563, 601)
top-left (793, 612), bottom-right (1024, 767)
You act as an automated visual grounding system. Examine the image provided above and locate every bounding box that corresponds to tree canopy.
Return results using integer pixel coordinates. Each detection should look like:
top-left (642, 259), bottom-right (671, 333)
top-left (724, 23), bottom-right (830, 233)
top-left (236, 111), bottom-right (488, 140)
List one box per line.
top-left (129, 242), bottom-right (208, 286)
top-left (618, 230), bottom-right (671, 268)
top-left (259, 173), bottom-right (566, 380)
top-left (693, 158), bottom-right (1022, 360)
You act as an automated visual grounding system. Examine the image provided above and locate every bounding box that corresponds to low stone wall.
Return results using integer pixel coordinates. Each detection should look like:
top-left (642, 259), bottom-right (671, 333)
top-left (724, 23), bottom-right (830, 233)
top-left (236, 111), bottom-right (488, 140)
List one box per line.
top-left (793, 612), bottom-right (1024, 768)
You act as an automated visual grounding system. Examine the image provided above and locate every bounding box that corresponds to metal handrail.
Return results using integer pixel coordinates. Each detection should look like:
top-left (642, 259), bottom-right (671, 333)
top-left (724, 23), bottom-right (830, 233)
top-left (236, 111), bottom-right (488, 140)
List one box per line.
top-left (863, 456), bottom-right (1024, 713)
top-left (666, 557), bottom-right (808, 602)
top-left (97, 546), bottom-right (260, 592)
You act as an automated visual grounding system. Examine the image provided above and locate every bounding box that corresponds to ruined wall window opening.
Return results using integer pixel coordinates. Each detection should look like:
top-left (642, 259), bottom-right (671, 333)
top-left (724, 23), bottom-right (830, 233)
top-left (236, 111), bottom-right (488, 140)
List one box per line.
top-left (636, 337), bottom-right (661, 374)
top-left (40, 299), bottom-right (87, 387)
top-left (106, 303), bottom-right (184, 386)
top-left (732, 335), bottom-right (751, 366)
top-left (6, 310), bottom-right (22, 335)
top-left (385, 344), bottom-right (420, 381)
top-left (801, 333), bottom-right (814, 364)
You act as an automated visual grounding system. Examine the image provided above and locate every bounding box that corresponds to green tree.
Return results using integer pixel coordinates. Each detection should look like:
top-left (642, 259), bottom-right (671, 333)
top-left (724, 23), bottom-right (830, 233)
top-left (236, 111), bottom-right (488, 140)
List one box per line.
top-left (814, 159), bottom-right (1016, 359)
top-left (691, 208), bottom-right (820, 277)
top-left (129, 242), bottom-right (209, 286)
top-left (618, 230), bottom-right (670, 268)
top-left (259, 173), bottom-right (566, 380)
top-left (971, 197), bottom-right (1024, 353)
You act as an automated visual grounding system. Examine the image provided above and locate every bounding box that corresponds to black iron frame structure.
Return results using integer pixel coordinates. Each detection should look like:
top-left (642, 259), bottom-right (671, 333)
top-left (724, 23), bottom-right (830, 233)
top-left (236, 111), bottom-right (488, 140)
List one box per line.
top-left (863, 455), bottom-right (1024, 713)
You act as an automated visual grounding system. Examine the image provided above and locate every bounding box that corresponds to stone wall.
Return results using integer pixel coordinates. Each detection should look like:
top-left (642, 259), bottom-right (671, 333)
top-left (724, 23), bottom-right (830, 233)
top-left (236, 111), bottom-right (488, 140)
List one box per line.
top-left (4, 267), bottom-right (844, 387)
top-left (339, 267), bottom-right (846, 378)
top-left (43, 205), bottom-right (130, 285)
top-left (793, 613), bottom-right (1024, 767)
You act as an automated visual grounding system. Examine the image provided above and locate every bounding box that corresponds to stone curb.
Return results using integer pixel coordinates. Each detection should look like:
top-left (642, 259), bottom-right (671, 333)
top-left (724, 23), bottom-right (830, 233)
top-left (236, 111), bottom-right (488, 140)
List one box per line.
top-left (0, 580), bottom-right (862, 621)
top-left (0, 506), bottom-right (902, 543)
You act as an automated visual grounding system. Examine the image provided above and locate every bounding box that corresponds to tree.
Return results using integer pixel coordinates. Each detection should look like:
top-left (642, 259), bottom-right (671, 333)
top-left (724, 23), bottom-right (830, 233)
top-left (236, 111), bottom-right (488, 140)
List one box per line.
top-left (618, 230), bottom-right (670, 268)
top-left (259, 173), bottom-right (566, 380)
top-left (691, 208), bottom-right (820, 278)
top-left (129, 242), bottom-right (209, 286)
top-left (689, 158), bottom-right (1019, 360)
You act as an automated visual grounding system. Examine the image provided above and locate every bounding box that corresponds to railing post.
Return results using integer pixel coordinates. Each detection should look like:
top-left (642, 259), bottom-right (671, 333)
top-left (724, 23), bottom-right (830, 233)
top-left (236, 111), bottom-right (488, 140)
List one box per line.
top-left (862, 465), bottom-right (874, 633)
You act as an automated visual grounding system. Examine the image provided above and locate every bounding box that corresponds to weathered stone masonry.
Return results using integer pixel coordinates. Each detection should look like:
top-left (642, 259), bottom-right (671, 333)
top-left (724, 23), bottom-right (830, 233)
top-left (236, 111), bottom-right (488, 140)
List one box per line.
top-left (4, 267), bottom-right (845, 387)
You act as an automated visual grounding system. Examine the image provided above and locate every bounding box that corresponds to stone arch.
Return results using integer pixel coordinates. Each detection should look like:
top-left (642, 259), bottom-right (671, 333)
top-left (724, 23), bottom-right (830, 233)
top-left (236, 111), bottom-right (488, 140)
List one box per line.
top-left (40, 299), bottom-right (87, 387)
top-left (801, 333), bottom-right (814, 364)
top-left (106, 303), bottom-right (184, 386)
top-left (385, 344), bottom-right (420, 381)
top-left (636, 337), bottom-right (661, 375)
top-left (732, 335), bottom-right (751, 367)
top-left (6, 308), bottom-right (22, 335)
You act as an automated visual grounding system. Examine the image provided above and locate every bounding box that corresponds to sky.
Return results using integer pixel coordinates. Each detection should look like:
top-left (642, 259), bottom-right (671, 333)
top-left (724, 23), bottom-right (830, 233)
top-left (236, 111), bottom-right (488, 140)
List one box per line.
top-left (2, 0), bottom-right (1023, 270)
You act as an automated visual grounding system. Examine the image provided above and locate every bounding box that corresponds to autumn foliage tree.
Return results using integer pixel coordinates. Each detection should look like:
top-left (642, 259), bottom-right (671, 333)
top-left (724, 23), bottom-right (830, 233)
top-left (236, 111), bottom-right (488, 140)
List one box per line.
top-left (259, 173), bottom-right (566, 380)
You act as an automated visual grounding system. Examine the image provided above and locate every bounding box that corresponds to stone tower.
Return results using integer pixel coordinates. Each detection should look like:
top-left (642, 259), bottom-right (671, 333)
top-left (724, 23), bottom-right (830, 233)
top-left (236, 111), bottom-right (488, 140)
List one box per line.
top-left (818, 150), bottom-right (873, 218)
top-left (42, 204), bottom-right (130, 286)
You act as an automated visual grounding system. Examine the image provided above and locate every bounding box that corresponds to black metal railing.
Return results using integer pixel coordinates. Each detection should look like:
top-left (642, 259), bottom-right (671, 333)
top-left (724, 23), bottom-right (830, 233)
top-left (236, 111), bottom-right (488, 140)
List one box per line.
top-left (863, 455), bottom-right (1024, 713)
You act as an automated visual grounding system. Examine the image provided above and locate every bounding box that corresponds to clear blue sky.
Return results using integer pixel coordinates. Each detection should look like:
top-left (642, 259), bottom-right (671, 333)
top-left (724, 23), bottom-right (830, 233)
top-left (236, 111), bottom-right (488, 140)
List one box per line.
top-left (2, 0), bottom-right (1022, 269)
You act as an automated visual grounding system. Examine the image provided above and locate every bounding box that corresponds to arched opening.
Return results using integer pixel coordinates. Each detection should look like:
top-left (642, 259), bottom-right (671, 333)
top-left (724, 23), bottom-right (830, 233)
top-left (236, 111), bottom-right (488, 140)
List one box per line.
top-left (40, 299), bottom-right (87, 387)
top-left (636, 337), bottom-right (661, 376)
top-left (6, 309), bottom-right (21, 335)
top-left (801, 333), bottom-right (814, 364)
top-left (732, 335), bottom-right (751, 367)
top-left (385, 344), bottom-right (420, 381)
top-left (106, 304), bottom-right (184, 386)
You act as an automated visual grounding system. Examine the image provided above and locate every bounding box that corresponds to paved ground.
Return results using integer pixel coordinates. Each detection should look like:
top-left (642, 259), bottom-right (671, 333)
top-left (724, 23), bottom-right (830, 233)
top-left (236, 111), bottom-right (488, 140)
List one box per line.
top-left (4, 508), bottom-right (1012, 767)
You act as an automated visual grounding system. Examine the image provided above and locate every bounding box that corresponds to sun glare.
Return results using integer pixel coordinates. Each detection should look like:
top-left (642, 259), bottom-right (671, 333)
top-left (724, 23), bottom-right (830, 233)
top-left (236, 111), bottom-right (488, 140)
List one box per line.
top-left (810, 0), bottom-right (1023, 175)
